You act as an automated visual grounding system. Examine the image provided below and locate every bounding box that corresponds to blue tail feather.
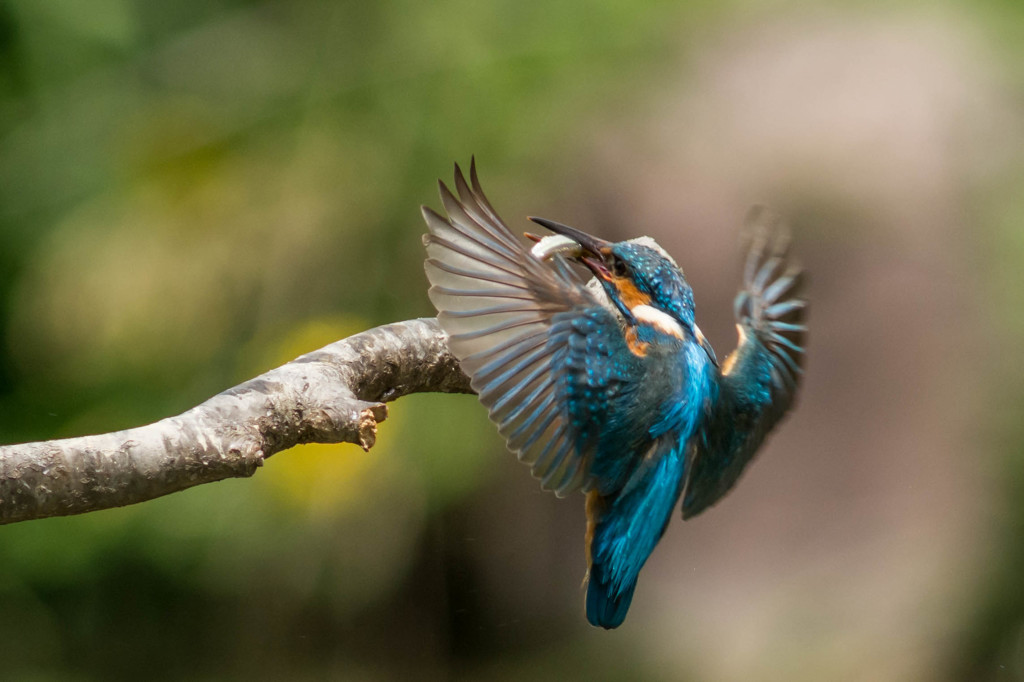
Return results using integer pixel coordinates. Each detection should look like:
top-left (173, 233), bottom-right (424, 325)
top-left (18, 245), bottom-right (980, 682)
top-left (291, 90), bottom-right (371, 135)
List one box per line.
top-left (584, 439), bottom-right (688, 628)
top-left (586, 571), bottom-right (637, 629)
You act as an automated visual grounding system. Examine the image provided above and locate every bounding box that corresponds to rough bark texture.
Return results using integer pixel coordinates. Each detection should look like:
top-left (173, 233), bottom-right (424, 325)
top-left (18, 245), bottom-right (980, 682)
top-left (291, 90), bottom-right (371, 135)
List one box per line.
top-left (0, 318), bottom-right (472, 525)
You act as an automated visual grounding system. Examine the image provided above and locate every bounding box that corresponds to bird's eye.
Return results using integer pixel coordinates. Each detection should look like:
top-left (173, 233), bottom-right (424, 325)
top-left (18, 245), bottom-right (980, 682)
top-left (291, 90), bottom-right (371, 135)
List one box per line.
top-left (612, 260), bottom-right (628, 277)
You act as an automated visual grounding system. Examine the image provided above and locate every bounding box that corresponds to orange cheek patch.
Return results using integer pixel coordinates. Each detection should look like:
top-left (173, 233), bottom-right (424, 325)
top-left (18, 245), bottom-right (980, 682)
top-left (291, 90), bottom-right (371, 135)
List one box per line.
top-left (612, 277), bottom-right (651, 309)
top-left (611, 276), bottom-right (652, 356)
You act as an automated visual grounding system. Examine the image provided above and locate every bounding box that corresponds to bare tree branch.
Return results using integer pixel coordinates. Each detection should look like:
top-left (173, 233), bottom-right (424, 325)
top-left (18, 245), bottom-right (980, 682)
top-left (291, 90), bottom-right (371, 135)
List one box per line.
top-left (0, 318), bottom-right (472, 525)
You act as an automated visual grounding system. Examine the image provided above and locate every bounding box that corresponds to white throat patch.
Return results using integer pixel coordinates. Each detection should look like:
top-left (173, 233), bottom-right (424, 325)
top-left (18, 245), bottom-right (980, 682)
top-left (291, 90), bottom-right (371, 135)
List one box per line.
top-left (631, 304), bottom-right (684, 339)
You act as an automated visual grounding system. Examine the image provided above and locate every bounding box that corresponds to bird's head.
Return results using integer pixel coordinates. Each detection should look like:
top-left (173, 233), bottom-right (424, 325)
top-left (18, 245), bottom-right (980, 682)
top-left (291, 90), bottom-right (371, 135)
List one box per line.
top-left (529, 217), bottom-right (716, 364)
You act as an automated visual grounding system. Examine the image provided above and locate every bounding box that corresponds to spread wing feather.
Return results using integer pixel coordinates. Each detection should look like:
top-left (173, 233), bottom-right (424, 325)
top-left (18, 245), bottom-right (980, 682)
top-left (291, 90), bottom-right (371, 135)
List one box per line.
top-left (423, 161), bottom-right (647, 497)
top-left (682, 207), bottom-right (807, 518)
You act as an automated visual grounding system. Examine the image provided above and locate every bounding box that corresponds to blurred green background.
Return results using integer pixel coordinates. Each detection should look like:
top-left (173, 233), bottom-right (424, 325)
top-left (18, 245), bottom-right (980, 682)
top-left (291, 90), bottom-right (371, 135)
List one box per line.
top-left (2, 0), bottom-right (1024, 679)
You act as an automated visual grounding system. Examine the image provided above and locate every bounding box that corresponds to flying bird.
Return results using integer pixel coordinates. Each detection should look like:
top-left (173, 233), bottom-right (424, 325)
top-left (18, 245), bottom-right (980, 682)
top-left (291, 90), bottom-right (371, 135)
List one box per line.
top-left (421, 161), bottom-right (806, 629)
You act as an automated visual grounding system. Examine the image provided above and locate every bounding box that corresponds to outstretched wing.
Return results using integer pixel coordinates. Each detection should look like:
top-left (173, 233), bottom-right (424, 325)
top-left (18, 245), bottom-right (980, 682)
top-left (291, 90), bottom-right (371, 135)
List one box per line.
top-left (681, 208), bottom-right (807, 519)
top-left (422, 161), bottom-right (650, 497)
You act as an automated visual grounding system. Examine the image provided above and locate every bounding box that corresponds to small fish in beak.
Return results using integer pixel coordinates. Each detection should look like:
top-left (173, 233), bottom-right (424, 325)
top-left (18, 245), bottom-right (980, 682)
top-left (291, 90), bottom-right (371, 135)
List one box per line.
top-left (527, 233), bottom-right (584, 262)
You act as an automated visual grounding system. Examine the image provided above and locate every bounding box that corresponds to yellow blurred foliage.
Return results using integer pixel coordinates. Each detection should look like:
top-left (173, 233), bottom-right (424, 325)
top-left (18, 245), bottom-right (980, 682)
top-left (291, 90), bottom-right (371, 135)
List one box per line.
top-left (253, 315), bottom-right (404, 518)
top-left (262, 441), bottom-right (379, 517)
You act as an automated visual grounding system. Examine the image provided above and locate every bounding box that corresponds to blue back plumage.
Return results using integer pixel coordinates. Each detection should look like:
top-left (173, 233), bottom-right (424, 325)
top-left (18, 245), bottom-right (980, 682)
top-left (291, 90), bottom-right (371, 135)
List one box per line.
top-left (585, 341), bottom-right (715, 629)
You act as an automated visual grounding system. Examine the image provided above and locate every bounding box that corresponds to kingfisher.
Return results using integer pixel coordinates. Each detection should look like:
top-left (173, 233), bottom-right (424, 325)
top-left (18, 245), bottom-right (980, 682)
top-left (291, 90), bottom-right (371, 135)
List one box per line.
top-left (421, 161), bottom-right (806, 629)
